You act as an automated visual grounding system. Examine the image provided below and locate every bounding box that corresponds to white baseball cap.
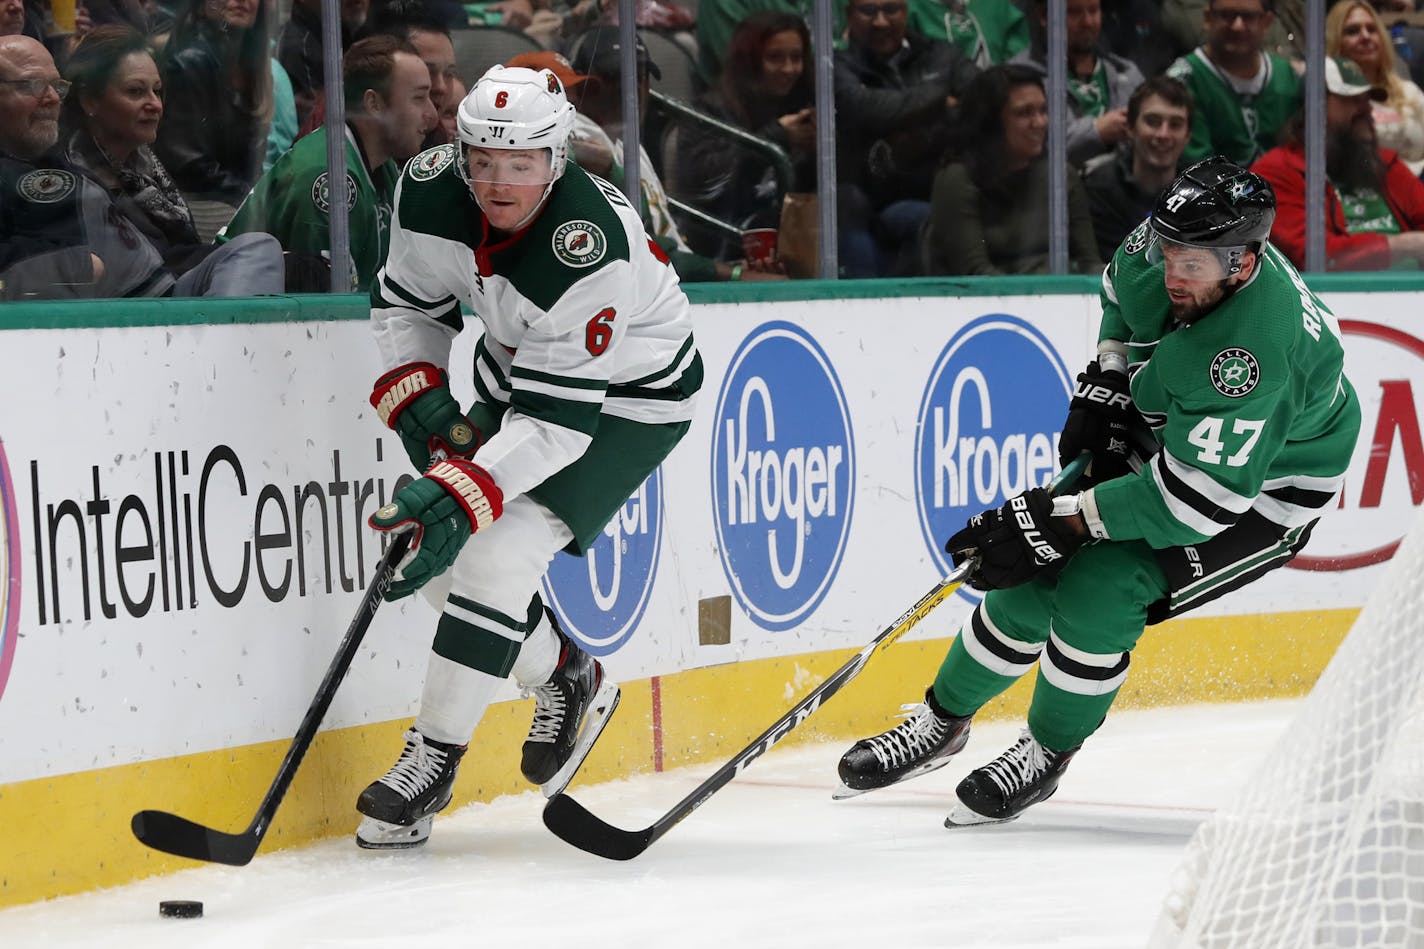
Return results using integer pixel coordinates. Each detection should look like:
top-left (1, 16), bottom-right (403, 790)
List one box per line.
top-left (1325, 56), bottom-right (1388, 101)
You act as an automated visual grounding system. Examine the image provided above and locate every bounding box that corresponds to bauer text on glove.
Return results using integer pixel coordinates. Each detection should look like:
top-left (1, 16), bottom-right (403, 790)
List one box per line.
top-left (944, 487), bottom-right (1086, 591)
top-left (1058, 360), bottom-right (1141, 484)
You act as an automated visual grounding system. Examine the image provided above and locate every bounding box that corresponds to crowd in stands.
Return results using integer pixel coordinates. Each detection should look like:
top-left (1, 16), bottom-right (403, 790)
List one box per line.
top-left (7, 0), bottom-right (1424, 300)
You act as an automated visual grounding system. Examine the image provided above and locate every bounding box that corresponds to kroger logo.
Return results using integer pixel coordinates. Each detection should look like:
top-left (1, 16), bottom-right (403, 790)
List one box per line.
top-left (712, 322), bottom-right (855, 631)
top-left (543, 469), bottom-right (662, 657)
top-left (0, 437), bottom-right (19, 704)
top-left (915, 315), bottom-right (1073, 584)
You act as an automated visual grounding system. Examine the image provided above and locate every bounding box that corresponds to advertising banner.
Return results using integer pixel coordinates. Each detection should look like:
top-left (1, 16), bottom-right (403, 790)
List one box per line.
top-left (1, 288), bottom-right (1420, 785)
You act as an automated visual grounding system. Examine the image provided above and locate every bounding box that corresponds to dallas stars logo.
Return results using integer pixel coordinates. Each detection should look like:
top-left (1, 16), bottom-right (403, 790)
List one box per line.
top-left (1228, 179), bottom-right (1252, 201)
top-left (1210, 347), bottom-right (1260, 398)
top-left (1124, 220), bottom-right (1150, 254)
top-left (312, 171), bottom-right (359, 212)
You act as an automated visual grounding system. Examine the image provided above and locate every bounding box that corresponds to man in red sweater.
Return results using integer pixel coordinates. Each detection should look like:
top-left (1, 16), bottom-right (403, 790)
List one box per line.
top-left (1252, 56), bottom-right (1424, 270)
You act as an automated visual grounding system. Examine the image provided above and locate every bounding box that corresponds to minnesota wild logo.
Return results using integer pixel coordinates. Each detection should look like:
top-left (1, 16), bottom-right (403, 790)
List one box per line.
top-left (410, 144), bottom-right (455, 181)
top-left (17, 168), bottom-right (75, 203)
top-left (552, 220), bottom-right (607, 268)
top-left (1210, 348), bottom-right (1260, 398)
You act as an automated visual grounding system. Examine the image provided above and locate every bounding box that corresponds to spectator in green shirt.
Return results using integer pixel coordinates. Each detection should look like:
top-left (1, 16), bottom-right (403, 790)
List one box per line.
top-left (220, 34), bottom-right (436, 290)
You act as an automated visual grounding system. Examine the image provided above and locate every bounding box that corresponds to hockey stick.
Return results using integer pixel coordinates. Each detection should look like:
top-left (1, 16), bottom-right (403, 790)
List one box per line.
top-left (542, 453), bottom-right (1091, 860)
top-left (131, 531), bottom-right (411, 866)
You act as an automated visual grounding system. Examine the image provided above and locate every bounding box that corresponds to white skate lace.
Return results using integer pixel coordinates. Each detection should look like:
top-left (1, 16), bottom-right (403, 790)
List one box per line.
top-left (868, 703), bottom-right (952, 770)
top-left (377, 729), bottom-right (451, 801)
top-left (524, 681), bottom-right (568, 745)
top-left (981, 731), bottom-right (1049, 799)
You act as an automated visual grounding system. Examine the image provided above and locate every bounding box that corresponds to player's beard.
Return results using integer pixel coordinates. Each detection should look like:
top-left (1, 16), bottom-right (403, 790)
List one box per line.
top-left (1327, 115), bottom-right (1385, 194)
top-left (1168, 282), bottom-right (1228, 325)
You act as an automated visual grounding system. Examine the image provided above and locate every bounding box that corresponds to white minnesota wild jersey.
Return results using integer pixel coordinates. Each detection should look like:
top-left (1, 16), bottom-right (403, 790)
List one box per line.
top-left (371, 144), bottom-right (702, 500)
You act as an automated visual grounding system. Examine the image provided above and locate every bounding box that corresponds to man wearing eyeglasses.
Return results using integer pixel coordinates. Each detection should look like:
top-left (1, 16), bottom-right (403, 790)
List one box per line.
top-left (0, 35), bottom-right (109, 298)
top-left (1166, 0), bottom-right (1301, 166)
top-left (1, 35), bottom-right (282, 300)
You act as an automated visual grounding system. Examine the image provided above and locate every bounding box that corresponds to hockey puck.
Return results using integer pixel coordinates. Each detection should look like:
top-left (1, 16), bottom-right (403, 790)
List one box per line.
top-left (159, 900), bottom-right (203, 919)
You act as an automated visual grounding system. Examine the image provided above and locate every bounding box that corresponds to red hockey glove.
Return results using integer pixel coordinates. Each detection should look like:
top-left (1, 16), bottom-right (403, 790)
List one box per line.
top-left (370, 362), bottom-right (481, 472)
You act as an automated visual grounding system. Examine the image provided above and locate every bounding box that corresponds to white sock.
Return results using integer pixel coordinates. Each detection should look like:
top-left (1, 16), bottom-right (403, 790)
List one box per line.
top-left (510, 609), bottom-right (561, 690)
top-left (414, 652), bottom-right (503, 745)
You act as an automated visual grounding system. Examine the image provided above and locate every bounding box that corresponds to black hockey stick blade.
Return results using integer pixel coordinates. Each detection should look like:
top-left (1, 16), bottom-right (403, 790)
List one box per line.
top-left (541, 453), bottom-right (1090, 861)
top-left (542, 794), bottom-right (656, 861)
top-left (129, 810), bottom-right (261, 867)
top-left (131, 532), bottom-right (410, 866)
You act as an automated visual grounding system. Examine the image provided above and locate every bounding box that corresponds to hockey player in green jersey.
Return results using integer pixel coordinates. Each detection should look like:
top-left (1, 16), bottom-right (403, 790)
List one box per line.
top-left (354, 64), bottom-right (702, 848)
top-left (837, 157), bottom-right (1360, 826)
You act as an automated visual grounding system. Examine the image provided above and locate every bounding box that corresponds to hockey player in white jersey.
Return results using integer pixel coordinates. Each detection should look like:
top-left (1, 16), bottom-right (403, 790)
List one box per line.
top-left (356, 64), bottom-right (702, 849)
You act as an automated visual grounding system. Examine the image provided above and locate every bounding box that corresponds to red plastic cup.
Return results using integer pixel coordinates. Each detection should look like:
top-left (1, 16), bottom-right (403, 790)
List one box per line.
top-left (740, 228), bottom-right (778, 264)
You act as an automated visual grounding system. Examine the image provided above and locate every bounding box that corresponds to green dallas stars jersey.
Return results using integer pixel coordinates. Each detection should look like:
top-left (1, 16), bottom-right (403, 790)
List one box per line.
top-left (1090, 221), bottom-right (1361, 548)
top-left (220, 124), bottom-right (397, 291)
top-left (370, 145), bottom-right (701, 547)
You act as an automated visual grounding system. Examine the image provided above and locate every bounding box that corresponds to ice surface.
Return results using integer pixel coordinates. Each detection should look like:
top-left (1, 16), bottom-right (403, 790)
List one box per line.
top-left (0, 701), bottom-right (1297, 949)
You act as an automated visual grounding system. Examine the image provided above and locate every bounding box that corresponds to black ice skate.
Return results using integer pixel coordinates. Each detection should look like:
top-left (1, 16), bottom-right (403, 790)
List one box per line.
top-left (947, 729), bottom-right (1079, 827)
top-left (355, 728), bottom-right (467, 850)
top-left (521, 629), bottom-right (620, 798)
top-left (834, 688), bottom-right (972, 799)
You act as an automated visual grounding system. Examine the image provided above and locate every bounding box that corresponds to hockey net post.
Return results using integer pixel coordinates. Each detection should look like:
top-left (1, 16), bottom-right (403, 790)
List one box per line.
top-left (1148, 510), bottom-right (1424, 948)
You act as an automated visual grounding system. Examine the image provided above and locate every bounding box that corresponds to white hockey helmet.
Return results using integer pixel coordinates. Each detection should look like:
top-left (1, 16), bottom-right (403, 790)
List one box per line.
top-left (456, 64), bottom-right (577, 183)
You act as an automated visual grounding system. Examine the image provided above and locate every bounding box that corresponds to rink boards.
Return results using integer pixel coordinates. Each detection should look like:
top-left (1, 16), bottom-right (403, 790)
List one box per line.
top-left (0, 277), bottom-right (1419, 907)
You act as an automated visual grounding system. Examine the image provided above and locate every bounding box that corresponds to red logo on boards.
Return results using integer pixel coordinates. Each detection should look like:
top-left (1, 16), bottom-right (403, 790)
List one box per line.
top-left (1290, 321), bottom-right (1424, 572)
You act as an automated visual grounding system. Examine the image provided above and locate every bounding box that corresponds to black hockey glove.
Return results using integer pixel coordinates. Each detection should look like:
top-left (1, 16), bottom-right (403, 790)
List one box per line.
top-left (1058, 361), bottom-right (1141, 484)
top-left (945, 488), bottom-right (1085, 591)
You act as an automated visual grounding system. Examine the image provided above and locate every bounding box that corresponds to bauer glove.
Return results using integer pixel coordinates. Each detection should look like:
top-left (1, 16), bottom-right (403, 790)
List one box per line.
top-left (369, 459), bottom-right (504, 599)
top-left (945, 488), bottom-right (1085, 591)
top-left (370, 362), bottom-right (481, 472)
top-left (1058, 360), bottom-right (1146, 484)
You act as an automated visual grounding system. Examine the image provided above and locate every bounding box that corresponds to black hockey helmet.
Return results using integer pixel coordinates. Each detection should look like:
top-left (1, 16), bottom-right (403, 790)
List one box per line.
top-left (1150, 156), bottom-right (1276, 250)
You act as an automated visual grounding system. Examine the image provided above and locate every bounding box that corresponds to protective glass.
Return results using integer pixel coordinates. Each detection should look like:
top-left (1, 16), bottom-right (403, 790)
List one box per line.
top-left (464, 148), bottom-right (555, 186)
top-left (1146, 231), bottom-right (1245, 281)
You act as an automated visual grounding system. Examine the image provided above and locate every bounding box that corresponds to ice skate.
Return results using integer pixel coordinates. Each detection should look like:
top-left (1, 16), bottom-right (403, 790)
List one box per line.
top-left (946, 729), bottom-right (1078, 827)
top-left (521, 629), bottom-right (621, 798)
top-left (834, 688), bottom-right (972, 799)
top-left (354, 728), bottom-right (466, 849)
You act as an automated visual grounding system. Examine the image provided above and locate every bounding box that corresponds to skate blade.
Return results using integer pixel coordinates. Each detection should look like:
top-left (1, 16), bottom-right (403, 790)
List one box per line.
top-left (355, 815), bottom-right (433, 850)
top-left (830, 781), bottom-right (868, 800)
top-left (944, 804), bottom-right (1020, 829)
top-left (541, 679), bottom-right (621, 799)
